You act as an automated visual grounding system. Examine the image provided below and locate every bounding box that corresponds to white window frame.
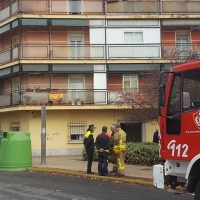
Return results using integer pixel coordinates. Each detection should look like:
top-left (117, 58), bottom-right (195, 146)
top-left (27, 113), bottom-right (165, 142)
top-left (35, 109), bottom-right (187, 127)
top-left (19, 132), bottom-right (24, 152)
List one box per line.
top-left (123, 31), bottom-right (144, 43)
top-left (69, 121), bottom-right (86, 142)
top-left (123, 74), bottom-right (139, 92)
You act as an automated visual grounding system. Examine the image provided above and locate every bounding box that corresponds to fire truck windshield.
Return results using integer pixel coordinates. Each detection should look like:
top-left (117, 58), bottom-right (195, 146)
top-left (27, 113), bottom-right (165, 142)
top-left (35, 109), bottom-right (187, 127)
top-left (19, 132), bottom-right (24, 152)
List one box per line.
top-left (168, 68), bottom-right (200, 115)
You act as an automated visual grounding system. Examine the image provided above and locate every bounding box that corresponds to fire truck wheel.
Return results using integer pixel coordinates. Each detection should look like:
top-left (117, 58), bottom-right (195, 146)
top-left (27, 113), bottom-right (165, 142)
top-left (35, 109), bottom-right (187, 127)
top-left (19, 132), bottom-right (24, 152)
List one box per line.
top-left (195, 180), bottom-right (200, 200)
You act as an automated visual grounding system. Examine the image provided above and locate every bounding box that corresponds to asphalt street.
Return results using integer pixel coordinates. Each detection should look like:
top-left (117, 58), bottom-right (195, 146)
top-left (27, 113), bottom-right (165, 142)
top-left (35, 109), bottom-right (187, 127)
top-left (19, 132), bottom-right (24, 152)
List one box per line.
top-left (0, 171), bottom-right (194, 200)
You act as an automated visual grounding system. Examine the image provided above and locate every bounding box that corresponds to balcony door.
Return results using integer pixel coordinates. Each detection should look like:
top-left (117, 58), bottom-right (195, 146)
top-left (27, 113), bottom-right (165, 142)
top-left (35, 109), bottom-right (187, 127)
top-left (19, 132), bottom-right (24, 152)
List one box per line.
top-left (69, 76), bottom-right (84, 101)
top-left (69, 0), bottom-right (82, 14)
top-left (69, 34), bottom-right (83, 58)
top-left (12, 77), bottom-right (20, 105)
top-left (176, 34), bottom-right (190, 58)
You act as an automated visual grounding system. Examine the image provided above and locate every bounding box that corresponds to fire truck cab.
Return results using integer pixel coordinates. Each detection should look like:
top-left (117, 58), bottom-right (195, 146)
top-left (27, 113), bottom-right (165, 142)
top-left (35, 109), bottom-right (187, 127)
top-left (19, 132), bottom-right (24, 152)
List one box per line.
top-left (153, 60), bottom-right (200, 200)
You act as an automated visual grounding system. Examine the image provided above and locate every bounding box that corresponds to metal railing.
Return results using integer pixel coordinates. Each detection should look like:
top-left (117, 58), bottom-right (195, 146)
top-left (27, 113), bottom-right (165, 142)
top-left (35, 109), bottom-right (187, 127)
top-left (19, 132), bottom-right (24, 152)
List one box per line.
top-left (162, 43), bottom-right (200, 59)
top-left (1, 0), bottom-right (200, 22)
top-left (0, 89), bottom-right (157, 107)
top-left (1, 43), bottom-right (200, 65)
top-left (0, 43), bottom-right (162, 65)
top-left (107, 0), bottom-right (200, 13)
top-left (0, 0), bottom-right (104, 22)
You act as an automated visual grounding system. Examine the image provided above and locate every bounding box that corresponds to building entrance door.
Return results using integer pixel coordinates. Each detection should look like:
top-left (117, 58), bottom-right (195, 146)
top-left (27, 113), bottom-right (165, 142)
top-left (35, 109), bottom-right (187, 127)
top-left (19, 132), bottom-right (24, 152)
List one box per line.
top-left (120, 123), bottom-right (142, 143)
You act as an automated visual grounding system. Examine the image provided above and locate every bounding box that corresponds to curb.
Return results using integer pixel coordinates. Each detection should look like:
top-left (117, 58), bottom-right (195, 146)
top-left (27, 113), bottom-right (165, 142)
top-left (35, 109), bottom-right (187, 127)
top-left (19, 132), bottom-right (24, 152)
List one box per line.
top-left (27, 167), bottom-right (153, 186)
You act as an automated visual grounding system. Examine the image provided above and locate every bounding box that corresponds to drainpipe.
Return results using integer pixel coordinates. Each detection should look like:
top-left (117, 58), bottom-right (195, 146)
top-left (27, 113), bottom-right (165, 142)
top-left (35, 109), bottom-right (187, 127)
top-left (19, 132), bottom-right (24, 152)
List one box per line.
top-left (104, 0), bottom-right (108, 104)
top-left (10, 68), bottom-right (13, 106)
top-left (48, 19), bottom-right (52, 59)
top-left (19, 65), bottom-right (22, 104)
top-left (18, 19), bottom-right (21, 59)
top-left (10, 23), bottom-right (12, 62)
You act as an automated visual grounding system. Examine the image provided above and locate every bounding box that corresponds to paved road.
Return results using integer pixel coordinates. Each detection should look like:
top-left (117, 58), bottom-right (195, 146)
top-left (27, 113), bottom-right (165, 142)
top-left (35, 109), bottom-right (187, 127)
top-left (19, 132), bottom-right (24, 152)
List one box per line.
top-left (0, 171), bottom-right (194, 200)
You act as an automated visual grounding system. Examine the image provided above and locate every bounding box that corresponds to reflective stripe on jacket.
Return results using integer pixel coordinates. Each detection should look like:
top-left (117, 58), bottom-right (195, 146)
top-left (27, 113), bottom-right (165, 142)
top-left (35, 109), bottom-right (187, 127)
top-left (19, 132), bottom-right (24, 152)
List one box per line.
top-left (119, 130), bottom-right (126, 150)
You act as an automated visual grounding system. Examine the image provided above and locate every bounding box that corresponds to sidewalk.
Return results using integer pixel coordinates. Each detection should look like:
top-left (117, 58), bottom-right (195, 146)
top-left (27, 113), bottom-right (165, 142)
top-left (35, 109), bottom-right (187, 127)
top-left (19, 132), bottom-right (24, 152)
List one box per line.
top-left (31, 156), bottom-right (153, 183)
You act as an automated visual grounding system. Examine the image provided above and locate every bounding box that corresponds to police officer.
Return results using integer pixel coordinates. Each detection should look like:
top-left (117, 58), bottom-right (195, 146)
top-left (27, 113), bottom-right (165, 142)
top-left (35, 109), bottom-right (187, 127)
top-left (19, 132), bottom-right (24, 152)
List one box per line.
top-left (95, 126), bottom-right (111, 176)
top-left (109, 124), bottom-right (118, 174)
top-left (83, 124), bottom-right (95, 174)
top-left (113, 123), bottom-right (126, 177)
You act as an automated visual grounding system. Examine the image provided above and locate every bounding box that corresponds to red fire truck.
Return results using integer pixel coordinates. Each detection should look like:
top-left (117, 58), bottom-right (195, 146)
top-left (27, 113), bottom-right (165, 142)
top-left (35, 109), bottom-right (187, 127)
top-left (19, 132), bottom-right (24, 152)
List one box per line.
top-left (153, 60), bottom-right (200, 200)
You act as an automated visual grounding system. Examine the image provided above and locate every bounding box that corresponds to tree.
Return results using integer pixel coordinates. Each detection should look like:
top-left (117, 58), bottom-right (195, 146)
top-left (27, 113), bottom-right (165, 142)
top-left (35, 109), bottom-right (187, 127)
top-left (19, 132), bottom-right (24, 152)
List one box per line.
top-left (117, 49), bottom-right (200, 124)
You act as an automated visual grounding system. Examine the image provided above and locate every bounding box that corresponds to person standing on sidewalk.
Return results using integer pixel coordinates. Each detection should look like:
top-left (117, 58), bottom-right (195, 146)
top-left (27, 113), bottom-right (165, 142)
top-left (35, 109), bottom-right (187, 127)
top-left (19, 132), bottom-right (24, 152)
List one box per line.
top-left (109, 124), bottom-right (118, 174)
top-left (113, 123), bottom-right (126, 177)
top-left (83, 124), bottom-right (95, 174)
top-left (153, 129), bottom-right (159, 143)
top-left (95, 126), bottom-right (111, 176)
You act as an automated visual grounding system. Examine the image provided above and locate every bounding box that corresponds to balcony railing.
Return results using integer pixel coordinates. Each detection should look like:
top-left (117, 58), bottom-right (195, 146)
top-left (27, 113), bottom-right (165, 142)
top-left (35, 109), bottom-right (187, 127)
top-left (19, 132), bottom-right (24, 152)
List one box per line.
top-left (0, 43), bottom-right (161, 65)
top-left (1, 43), bottom-right (200, 64)
top-left (0, 89), bottom-right (156, 107)
top-left (162, 43), bottom-right (200, 59)
top-left (107, 0), bottom-right (200, 14)
top-left (1, 0), bottom-right (200, 22)
top-left (0, 0), bottom-right (104, 22)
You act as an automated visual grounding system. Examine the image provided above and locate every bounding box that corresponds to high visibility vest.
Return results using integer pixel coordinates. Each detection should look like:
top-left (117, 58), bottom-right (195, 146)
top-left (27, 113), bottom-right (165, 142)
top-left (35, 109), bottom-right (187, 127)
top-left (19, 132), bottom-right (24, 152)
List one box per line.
top-left (84, 131), bottom-right (94, 138)
top-left (83, 131), bottom-right (94, 147)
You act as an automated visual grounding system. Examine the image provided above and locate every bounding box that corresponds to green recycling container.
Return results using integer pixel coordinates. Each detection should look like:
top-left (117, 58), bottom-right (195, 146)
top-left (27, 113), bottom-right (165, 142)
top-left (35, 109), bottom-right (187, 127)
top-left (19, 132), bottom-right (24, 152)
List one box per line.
top-left (0, 132), bottom-right (32, 171)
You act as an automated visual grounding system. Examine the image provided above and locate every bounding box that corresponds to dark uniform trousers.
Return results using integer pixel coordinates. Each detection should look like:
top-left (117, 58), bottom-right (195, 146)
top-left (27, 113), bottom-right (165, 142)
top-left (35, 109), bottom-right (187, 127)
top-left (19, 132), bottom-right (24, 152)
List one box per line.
top-left (98, 152), bottom-right (109, 175)
top-left (86, 147), bottom-right (94, 173)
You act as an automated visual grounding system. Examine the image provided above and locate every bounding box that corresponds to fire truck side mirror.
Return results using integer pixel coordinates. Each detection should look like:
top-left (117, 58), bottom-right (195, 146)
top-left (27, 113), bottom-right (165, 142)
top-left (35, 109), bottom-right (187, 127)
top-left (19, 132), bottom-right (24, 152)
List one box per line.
top-left (158, 85), bottom-right (166, 107)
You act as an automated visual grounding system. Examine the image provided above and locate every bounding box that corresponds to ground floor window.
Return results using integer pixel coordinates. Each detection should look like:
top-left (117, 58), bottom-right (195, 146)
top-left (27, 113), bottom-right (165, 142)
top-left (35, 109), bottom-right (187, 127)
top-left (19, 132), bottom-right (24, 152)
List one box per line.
top-left (69, 121), bottom-right (85, 142)
top-left (10, 122), bottom-right (20, 131)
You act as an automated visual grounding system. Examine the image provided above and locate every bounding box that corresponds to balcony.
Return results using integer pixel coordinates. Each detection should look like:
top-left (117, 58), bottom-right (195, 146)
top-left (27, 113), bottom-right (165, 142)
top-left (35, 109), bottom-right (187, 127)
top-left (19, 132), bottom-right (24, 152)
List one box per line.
top-left (1, 0), bottom-right (200, 23)
top-left (162, 43), bottom-right (200, 59)
top-left (0, 89), bottom-right (121, 107)
top-left (0, 0), bottom-right (104, 22)
top-left (0, 89), bottom-right (156, 108)
top-left (107, 0), bottom-right (158, 13)
top-left (107, 0), bottom-right (200, 14)
top-left (0, 43), bottom-right (161, 65)
top-left (2, 43), bottom-right (200, 65)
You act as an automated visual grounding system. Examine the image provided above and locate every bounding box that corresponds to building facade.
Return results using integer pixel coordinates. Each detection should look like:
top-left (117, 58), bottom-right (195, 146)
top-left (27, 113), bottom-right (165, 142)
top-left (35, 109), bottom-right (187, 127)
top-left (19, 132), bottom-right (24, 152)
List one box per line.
top-left (0, 0), bottom-right (200, 155)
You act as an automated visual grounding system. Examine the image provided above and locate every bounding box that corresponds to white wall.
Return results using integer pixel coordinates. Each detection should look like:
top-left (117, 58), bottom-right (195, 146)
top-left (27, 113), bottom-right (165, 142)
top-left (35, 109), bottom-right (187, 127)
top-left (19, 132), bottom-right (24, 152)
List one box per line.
top-left (90, 28), bottom-right (105, 44)
top-left (90, 28), bottom-right (160, 44)
top-left (106, 28), bottom-right (160, 44)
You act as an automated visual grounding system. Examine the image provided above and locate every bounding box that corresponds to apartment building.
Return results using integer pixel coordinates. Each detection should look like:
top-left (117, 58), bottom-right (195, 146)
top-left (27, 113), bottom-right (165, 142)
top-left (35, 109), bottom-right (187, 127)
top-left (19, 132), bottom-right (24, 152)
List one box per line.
top-left (0, 0), bottom-right (200, 156)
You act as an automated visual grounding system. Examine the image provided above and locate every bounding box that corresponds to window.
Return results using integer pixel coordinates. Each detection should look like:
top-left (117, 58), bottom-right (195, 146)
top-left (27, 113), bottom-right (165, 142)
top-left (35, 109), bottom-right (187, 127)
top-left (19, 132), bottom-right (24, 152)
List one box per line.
top-left (183, 69), bottom-right (200, 112)
top-left (168, 74), bottom-right (181, 115)
top-left (69, 0), bottom-right (81, 15)
top-left (124, 32), bottom-right (143, 43)
top-left (69, 76), bottom-right (84, 101)
top-left (12, 35), bottom-right (19, 47)
top-left (176, 33), bottom-right (189, 58)
top-left (69, 34), bottom-right (83, 58)
top-left (10, 122), bottom-right (20, 131)
top-left (167, 74), bottom-right (181, 134)
top-left (123, 75), bottom-right (138, 92)
top-left (69, 121), bottom-right (85, 142)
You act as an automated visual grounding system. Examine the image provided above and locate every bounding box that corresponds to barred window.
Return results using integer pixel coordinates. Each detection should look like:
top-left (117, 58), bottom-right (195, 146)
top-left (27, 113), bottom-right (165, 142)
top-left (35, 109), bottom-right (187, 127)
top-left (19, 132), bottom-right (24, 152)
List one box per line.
top-left (10, 122), bottom-right (20, 131)
top-left (69, 121), bottom-right (86, 142)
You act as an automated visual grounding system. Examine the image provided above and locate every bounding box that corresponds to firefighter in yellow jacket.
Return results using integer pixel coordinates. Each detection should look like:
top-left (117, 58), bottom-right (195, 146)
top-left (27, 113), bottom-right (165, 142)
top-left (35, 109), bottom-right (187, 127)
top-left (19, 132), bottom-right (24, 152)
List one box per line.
top-left (109, 124), bottom-right (118, 173)
top-left (113, 123), bottom-right (126, 176)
